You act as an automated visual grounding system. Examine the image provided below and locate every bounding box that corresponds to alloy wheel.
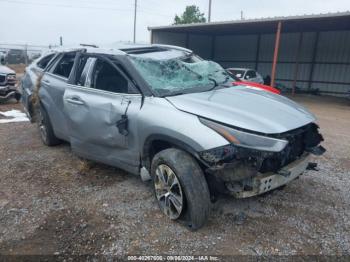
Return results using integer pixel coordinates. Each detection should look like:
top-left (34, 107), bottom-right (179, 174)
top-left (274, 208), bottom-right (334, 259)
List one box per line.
top-left (154, 164), bottom-right (184, 220)
top-left (39, 110), bottom-right (47, 144)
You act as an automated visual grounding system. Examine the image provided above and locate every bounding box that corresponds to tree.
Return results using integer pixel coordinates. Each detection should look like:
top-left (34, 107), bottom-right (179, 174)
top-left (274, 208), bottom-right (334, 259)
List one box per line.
top-left (174, 5), bottom-right (206, 25)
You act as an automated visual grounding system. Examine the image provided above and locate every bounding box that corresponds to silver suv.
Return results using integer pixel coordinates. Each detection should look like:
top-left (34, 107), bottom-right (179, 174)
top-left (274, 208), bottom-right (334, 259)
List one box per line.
top-left (21, 45), bottom-right (325, 230)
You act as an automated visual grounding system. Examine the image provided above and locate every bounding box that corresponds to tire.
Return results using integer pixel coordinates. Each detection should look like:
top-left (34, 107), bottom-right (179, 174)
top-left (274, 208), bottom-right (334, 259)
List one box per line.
top-left (14, 92), bottom-right (21, 102)
top-left (151, 148), bottom-right (211, 230)
top-left (38, 105), bottom-right (61, 146)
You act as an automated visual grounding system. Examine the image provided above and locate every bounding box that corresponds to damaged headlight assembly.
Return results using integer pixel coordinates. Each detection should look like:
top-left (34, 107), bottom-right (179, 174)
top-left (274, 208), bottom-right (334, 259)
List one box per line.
top-left (200, 118), bottom-right (288, 153)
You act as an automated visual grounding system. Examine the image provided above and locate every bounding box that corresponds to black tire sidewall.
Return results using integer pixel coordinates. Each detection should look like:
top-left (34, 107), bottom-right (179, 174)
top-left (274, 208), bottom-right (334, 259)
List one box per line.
top-left (151, 148), bottom-right (211, 230)
top-left (39, 105), bottom-right (61, 146)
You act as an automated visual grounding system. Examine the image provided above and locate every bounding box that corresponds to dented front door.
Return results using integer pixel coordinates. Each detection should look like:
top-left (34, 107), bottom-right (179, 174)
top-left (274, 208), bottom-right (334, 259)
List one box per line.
top-left (63, 85), bottom-right (142, 172)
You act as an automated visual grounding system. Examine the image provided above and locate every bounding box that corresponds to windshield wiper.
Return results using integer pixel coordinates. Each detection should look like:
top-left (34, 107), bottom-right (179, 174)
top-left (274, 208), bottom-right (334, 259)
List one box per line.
top-left (159, 91), bottom-right (186, 98)
top-left (220, 76), bottom-right (231, 86)
top-left (205, 77), bottom-right (219, 92)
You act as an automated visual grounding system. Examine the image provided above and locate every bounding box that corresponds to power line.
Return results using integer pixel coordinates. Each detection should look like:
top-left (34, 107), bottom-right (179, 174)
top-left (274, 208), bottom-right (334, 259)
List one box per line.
top-left (0, 0), bottom-right (132, 12)
top-left (0, 0), bottom-right (171, 17)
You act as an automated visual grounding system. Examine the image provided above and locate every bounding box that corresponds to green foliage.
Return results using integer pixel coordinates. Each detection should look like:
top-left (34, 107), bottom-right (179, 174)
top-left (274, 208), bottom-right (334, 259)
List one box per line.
top-left (174, 5), bottom-right (206, 25)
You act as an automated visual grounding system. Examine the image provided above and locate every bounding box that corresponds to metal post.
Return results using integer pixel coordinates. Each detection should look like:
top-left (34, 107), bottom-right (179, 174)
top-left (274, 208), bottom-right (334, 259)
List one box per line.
top-left (133, 0), bottom-right (137, 43)
top-left (208, 0), bottom-right (212, 22)
top-left (308, 31), bottom-right (319, 90)
top-left (292, 32), bottom-right (303, 95)
top-left (271, 21), bottom-right (282, 88)
top-left (150, 30), bottom-right (154, 44)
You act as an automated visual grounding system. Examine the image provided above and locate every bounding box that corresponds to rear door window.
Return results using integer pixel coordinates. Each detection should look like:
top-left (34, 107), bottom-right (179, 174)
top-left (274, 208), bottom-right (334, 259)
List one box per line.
top-left (51, 52), bottom-right (76, 78)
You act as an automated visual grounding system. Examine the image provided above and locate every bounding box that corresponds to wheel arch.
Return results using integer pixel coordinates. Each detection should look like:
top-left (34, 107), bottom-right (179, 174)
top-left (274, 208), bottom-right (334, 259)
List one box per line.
top-left (141, 134), bottom-right (206, 171)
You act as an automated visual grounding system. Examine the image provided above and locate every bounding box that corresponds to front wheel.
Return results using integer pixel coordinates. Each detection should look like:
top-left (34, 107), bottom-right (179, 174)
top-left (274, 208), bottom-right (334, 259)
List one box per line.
top-left (151, 148), bottom-right (211, 230)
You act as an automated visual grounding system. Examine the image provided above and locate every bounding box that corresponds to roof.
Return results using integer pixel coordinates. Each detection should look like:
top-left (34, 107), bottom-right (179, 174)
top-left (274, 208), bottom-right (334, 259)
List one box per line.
top-left (148, 11), bottom-right (350, 34)
top-left (46, 44), bottom-right (192, 56)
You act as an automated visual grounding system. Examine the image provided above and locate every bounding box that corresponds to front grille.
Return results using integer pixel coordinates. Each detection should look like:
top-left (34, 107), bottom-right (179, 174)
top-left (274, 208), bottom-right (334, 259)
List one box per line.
top-left (259, 123), bottom-right (322, 173)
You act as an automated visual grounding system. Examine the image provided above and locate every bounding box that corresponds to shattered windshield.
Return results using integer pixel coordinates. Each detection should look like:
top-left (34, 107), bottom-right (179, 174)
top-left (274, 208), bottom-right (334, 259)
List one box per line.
top-left (129, 54), bottom-right (232, 97)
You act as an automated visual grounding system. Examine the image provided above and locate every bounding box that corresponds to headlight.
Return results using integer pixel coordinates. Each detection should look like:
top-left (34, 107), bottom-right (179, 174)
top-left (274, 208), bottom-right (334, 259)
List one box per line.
top-left (7, 75), bottom-right (16, 80)
top-left (200, 118), bottom-right (288, 152)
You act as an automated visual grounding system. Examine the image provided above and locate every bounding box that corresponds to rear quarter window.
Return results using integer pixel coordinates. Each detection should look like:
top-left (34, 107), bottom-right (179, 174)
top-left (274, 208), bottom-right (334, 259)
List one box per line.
top-left (36, 54), bottom-right (55, 69)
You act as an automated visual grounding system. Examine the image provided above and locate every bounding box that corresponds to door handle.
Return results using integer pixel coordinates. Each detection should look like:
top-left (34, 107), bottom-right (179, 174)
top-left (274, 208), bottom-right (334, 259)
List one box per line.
top-left (42, 79), bottom-right (51, 86)
top-left (65, 97), bottom-right (84, 105)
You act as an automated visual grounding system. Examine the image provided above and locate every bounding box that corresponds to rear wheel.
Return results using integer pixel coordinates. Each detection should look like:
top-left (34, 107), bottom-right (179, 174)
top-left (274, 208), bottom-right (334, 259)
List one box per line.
top-left (38, 105), bottom-right (61, 146)
top-left (151, 148), bottom-right (211, 230)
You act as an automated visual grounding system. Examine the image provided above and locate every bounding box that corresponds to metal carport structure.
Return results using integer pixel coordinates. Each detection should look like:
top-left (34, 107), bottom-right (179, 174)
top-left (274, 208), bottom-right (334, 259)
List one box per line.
top-left (149, 12), bottom-right (350, 96)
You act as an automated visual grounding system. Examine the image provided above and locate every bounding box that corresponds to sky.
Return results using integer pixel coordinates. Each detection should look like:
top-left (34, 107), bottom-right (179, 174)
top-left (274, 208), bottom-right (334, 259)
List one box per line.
top-left (0, 0), bottom-right (350, 47)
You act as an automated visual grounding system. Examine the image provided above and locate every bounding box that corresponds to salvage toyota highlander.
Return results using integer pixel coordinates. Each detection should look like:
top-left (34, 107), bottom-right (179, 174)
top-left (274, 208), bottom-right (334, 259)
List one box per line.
top-left (21, 44), bottom-right (325, 230)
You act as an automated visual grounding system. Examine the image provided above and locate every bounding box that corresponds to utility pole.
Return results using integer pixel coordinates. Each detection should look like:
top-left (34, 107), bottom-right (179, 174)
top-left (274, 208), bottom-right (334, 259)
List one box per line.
top-left (240, 10), bottom-right (244, 20)
top-left (133, 0), bottom-right (137, 43)
top-left (24, 44), bottom-right (28, 65)
top-left (208, 0), bottom-right (212, 22)
top-left (60, 36), bottom-right (63, 46)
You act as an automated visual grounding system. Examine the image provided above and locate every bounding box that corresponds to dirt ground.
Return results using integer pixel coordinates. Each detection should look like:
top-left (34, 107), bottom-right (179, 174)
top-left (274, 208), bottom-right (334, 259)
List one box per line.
top-left (0, 95), bottom-right (349, 257)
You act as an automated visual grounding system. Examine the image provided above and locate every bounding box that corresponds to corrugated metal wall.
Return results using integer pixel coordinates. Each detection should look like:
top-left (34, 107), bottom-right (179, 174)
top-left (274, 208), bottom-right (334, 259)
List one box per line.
top-left (152, 29), bottom-right (350, 95)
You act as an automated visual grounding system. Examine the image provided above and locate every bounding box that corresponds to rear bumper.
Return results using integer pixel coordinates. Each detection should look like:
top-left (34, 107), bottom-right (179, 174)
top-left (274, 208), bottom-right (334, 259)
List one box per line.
top-left (227, 153), bottom-right (311, 198)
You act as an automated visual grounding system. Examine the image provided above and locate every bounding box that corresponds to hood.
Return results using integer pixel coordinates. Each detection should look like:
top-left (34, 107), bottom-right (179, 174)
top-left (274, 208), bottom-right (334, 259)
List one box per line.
top-left (0, 65), bottom-right (15, 75)
top-left (166, 86), bottom-right (315, 134)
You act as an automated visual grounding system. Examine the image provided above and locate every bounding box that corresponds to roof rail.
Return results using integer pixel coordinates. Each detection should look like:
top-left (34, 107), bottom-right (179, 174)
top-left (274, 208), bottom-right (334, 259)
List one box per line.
top-left (80, 44), bottom-right (99, 48)
top-left (151, 44), bottom-right (192, 54)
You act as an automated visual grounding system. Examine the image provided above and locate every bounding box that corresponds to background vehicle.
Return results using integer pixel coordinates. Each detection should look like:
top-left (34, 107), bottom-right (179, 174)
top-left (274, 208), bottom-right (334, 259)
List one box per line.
top-left (21, 45), bottom-right (325, 230)
top-left (6, 49), bottom-right (28, 64)
top-left (226, 70), bottom-right (280, 94)
top-left (227, 67), bottom-right (264, 84)
top-left (0, 63), bottom-right (20, 102)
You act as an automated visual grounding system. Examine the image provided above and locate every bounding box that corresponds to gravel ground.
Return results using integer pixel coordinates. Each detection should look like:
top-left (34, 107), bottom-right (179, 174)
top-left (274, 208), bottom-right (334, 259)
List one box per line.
top-left (0, 95), bottom-right (349, 257)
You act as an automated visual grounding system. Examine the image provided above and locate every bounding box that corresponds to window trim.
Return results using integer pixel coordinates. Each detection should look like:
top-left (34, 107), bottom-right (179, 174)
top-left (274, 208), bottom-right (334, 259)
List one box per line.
top-left (67, 83), bottom-right (142, 98)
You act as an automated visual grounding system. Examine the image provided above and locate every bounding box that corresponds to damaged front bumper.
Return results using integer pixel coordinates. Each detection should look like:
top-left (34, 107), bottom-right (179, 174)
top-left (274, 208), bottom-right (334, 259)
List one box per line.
top-left (226, 153), bottom-right (311, 198)
top-left (199, 123), bottom-right (325, 199)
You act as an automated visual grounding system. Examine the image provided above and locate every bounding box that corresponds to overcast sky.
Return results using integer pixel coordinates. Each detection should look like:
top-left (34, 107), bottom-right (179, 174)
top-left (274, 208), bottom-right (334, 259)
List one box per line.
top-left (1, 0), bottom-right (350, 47)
